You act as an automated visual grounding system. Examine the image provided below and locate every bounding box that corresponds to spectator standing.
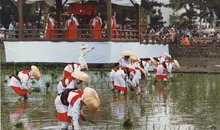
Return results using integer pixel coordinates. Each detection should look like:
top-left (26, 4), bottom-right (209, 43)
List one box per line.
top-left (92, 12), bottom-right (102, 39)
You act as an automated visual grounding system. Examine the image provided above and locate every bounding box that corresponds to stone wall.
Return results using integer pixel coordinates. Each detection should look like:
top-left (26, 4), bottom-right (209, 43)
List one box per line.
top-left (169, 42), bottom-right (220, 58)
top-left (169, 43), bottom-right (220, 73)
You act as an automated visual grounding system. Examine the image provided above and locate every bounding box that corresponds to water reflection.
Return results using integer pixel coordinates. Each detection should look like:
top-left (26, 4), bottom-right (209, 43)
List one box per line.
top-left (9, 102), bottom-right (33, 130)
top-left (1, 69), bottom-right (220, 130)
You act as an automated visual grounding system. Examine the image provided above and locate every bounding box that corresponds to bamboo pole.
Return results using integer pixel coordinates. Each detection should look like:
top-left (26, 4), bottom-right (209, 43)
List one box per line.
top-left (136, 5), bottom-right (140, 41)
top-left (18, 0), bottom-right (24, 40)
top-left (107, 0), bottom-right (112, 40)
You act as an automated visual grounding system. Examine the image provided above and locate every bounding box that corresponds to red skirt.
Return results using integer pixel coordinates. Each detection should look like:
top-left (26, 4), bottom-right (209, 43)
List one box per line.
top-left (57, 112), bottom-right (72, 123)
top-left (11, 86), bottom-right (28, 96)
top-left (156, 75), bottom-right (168, 80)
top-left (114, 85), bottom-right (127, 92)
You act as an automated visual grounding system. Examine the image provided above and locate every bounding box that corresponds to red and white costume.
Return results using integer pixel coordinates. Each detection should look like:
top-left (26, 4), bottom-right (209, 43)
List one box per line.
top-left (63, 62), bottom-right (81, 78)
top-left (109, 66), bottom-right (120, 86)
top-left (66, 76), bottom-right (80, 90)
top-left (157, 56), bottom-right (166, 64)
top-left (118, 57), bottom-right (131, 67)
top-left (141, 59), bottom-right (157, 77)
top-left (9, 70), bottom-right (34, 96)
top-left (55, 89), bottom-right (84, 130)
top-left (57, 77), bottom-right (69, 94)
top-left (113, 67), bottom-right (136, 94)
top-left (92, 17), bottom-right (102, 39)
top-left (78, 48), bottom-right (93, 70)
top-left (65, 15), bottom-right (79, 39)
top-left (155, 64), bottom-right (168, 81)
top-left (114, 69), bottom-right (127, 94)
top-left (45, 16), bottom-right (56, 39)
top-left (165, 60), bottom-right (178, 78)
top-left (111, 16), bottom-right (119, 39)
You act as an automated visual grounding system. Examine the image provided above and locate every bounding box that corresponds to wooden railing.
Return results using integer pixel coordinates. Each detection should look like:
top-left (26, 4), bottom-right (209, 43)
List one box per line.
top-left (0, 29), bottom-right (139, 42)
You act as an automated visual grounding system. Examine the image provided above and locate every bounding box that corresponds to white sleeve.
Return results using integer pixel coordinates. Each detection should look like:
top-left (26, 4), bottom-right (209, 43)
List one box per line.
top-left (49, 18), bottom-right (55, 27)
top-left (92, 18), bottom-right (96, 27)
top-left (21, 75), bottom-right (29, 90)
top-left (84, 48), bottom-right (93, 54)
top-left (67, 19), bottom-right (71, 27)
top-left (68, 99), bottom-right (81, 130)
top-left (99, 18), bottom-right (102, 25)
top-left (73, 17), bottom-right (79, 26)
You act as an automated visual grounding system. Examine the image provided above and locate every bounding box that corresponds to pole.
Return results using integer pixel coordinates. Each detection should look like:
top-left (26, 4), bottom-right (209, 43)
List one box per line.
top-left (107, 0), bottom-right (112, 40)
top-left (18, 0), bottom-right (23, 40)
top-left (136, 5), bottom-right (140, 41)
top-left (56, 0), bottom-right (62, 28)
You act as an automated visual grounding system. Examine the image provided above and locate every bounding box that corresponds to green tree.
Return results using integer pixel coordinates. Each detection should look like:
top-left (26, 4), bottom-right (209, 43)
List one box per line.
top-left (141, 0), bottom-right (165, 30)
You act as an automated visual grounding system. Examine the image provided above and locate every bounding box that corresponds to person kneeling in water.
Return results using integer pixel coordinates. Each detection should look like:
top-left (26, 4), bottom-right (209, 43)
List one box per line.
top-left (55, 71), bottom-right (100, 130)
top-left (9, 65), bottom-right (40, 101)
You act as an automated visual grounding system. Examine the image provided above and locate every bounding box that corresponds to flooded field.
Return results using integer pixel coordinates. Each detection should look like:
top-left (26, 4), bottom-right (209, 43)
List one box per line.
top-left (1, 68), bottom-right (220, 130)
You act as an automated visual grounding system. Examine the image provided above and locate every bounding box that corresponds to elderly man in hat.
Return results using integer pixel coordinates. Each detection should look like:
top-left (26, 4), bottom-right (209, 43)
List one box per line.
top-left (78, 44), bottom-right (95, 71)
top-left (118, 51), bottom-right (136, 67)
top-left (9, 65), bottom-right (40, 101)
top-left (55, 71), bottom-right (100, 130)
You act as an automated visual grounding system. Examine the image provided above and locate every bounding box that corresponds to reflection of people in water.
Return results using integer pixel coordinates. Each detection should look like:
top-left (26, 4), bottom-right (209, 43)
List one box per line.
top-left (155, 87), bottom-right (168, 107)
top-left (10, 102), bottom-right (32, 130)
top-left (110, 94), bottom-right (127, 119)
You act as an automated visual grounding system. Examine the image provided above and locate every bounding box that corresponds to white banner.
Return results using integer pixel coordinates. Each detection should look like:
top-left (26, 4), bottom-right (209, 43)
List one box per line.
top-left (4, 41), bottom-right (168, 63)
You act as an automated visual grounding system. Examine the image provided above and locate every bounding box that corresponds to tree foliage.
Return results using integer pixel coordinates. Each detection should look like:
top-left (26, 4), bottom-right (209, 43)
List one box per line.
top-left (141, 0), bottom-right (166, 30)
top-left (168, 0), bottom-right (220, 28)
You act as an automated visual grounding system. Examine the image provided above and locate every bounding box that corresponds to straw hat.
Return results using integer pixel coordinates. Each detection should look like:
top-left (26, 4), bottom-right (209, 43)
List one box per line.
top-left (31, 65), bottom-right (40, 81)
top-left (164, 52), bottom-right (172, 59)
top-left (83, 87), bottom-right (100, 112)
top-left (80, 44), bottom-right (88, 50)
top-left (173, 60), bottom-right (180, 70)
top-left (150, 57), bottom-right (158, 66)
top-left (71, 71), bottom-right (89, 82)
top-left (120, 51), bottom-right (136, 57)
top-left (130, 55), bottom-right (140, 62)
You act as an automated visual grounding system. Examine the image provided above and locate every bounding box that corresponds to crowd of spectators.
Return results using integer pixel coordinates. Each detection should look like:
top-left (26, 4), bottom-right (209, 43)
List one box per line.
top-left (141, 26), bottom-right (220, 46)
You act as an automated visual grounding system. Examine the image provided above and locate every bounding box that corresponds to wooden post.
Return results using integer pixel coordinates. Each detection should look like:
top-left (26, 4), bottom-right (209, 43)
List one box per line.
top-left (56, 0), bottom-right (62, 28)
top-left (18, 0), bottom-right (23, 40)
top-left (136, 5), bottom-right (140, 41)
top-left (107, 0), bottom-right (112, 40)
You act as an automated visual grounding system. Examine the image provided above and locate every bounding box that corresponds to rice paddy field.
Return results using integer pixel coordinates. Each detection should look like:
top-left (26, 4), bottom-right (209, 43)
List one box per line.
top-left (1, 68), bottom-right (220, 130)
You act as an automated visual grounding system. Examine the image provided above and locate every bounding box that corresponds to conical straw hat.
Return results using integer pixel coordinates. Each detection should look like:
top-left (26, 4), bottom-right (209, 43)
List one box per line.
top-left (83, 87), bottom-right (100, 112)
top-left (80, 44), bottom-right (88, 50)
top-left (31, 65), bottom-right (40, 81)
top-left (120, 51), bottom-right (136, 57)
top-left (150, 57), bottom-right (158, 66)
top-left (164, 52), bottom-right (172, 59)
top-left (71, 71), bottom-right (89, 82)
top-left (130, 55), bottom-right (140, 62)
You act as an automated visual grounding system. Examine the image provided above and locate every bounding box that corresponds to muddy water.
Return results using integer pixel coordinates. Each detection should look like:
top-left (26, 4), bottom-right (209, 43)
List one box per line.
top-left (1, 69), bottom-right (220, 130)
